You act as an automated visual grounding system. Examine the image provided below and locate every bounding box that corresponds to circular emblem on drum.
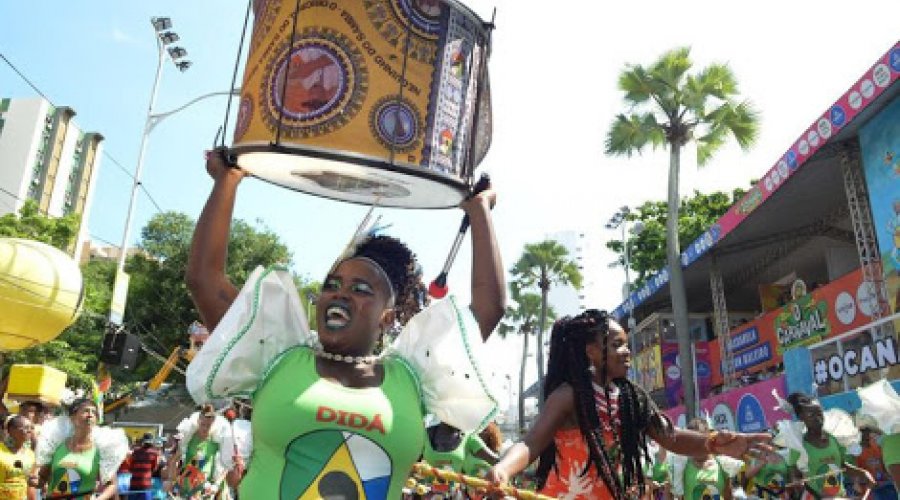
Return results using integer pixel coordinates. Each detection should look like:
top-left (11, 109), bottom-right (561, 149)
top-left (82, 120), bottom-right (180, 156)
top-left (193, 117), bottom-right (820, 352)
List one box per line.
top-left (249, 0), bottom-right (281, 53)
top-left (262, 27), bottom-right (368, 138)
top-left (366, 0), bottom-right (440, 64)
top-left (370, 95), bottom-right (421, 152)
top-left (395, 0), bottom-right (444, 35)
top-left (233, 96), bottom-right (253, 142)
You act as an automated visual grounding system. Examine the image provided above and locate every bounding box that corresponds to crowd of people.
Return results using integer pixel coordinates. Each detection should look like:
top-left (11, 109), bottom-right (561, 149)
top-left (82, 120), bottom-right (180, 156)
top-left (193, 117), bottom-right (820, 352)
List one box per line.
top-left (0, 148), bottom-right (896, 500)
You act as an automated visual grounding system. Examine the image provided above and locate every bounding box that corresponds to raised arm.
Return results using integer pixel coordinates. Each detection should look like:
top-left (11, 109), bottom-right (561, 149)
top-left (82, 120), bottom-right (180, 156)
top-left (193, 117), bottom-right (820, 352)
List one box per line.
top-left (460, 188), bottom-right (505, 339)
top-left (185, 150), bottom-right (248, 330)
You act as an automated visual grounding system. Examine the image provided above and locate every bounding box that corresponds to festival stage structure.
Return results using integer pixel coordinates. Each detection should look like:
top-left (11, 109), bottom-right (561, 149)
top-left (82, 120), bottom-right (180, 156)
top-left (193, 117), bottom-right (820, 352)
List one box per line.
top-left (613, 42), bottom-right (900, 427)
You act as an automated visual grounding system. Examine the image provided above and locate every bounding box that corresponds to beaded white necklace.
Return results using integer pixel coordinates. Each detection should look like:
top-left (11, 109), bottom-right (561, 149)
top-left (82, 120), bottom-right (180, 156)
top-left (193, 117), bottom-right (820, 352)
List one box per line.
top-left (312, 348), bottom-right (383, 364)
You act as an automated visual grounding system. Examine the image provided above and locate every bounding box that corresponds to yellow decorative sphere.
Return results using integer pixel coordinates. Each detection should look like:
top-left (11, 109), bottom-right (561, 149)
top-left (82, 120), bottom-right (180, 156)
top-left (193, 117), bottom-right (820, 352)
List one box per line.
top-left (0, 238), bottom-right (83, 351)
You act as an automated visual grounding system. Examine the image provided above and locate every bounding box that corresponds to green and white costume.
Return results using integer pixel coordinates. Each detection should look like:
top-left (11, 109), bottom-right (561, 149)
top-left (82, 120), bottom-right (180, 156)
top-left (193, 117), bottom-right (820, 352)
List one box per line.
top-left (186, 265), bottom-right (499, 499)
top-left (34, 416), bottom-right (128, 498)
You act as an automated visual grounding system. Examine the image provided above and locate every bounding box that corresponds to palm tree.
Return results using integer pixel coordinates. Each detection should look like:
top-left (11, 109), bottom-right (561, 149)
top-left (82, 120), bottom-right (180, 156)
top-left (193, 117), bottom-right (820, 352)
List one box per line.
top-left (605, 47), bottom-right (758, 419)
top-left (511, 240), bottom-right (582, 410)
top-left (498, 287), bottom-right (555, 435)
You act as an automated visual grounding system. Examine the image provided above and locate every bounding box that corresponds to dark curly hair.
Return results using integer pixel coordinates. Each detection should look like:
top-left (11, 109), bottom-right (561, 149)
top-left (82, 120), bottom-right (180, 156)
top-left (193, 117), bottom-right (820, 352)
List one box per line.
top-left (350, 235), bottom-right (428, 326)
top-left (786, 392), bottom-right (818, 415)
top-left (535, 309), bottom-right (664, 500)
top-left (67, 397), bottom-right (98, 415)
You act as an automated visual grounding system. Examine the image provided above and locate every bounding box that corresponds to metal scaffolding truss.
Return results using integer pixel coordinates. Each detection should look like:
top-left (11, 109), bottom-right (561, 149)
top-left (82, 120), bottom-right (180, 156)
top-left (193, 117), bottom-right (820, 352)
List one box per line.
top-left (709, 256), bottom-right (736, 388)
top-left (840, 144), bottom-right (894, 337)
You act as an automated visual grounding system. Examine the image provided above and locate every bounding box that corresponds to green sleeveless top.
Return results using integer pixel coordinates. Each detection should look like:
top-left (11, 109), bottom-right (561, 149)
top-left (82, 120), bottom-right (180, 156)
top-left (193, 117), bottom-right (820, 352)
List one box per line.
top-left (683, 457), bottom-right (727, 500)
top-left (788, 434), bottom-right (846, 497)
top-left (240, 346), bottom-right (425, 499)
top-left (48, 444), bottom-right (100, 498)
top-left (178, 436), bottom-right (220, 496)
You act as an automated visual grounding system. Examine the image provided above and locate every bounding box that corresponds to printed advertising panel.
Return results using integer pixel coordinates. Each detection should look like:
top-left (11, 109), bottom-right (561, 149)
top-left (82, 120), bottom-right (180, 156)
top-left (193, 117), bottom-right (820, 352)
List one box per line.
top-left (709, 269), bottom-right (876, 385)
top-left (859, 89), bottom-right (900, 318)
top-left (662, 341), bottom-right (711, 407)
top-left (613, 42), bottom-right (899, 322)
top-left (633, 344), bottom-right (664, 392)
top-left (664, 376), bottom-right (791, 433)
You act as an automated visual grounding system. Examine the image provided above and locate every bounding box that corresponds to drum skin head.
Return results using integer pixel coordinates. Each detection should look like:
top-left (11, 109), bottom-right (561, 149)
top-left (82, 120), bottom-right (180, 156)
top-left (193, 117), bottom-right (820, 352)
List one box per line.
top-left (237, 150), bottom-right (468, 208)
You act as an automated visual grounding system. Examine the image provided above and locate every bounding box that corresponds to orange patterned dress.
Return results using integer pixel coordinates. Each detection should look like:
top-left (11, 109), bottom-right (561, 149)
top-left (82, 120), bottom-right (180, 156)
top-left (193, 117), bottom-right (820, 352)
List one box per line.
top-left (540, 384), bottom-right (621, 499)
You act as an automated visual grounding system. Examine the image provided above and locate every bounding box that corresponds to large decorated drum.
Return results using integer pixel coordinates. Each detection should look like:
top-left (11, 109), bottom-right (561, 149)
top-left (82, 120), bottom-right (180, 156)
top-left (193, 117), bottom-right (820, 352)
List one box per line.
top-left (231, 0), bottom-right (493, 208)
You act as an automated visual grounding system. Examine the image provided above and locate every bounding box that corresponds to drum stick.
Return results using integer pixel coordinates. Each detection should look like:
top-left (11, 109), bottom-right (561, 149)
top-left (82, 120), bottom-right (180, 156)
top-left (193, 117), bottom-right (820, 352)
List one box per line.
top-left (409, 462), bottom-right (553, 500)
top-left (428, 174), bottom-right (491, 298)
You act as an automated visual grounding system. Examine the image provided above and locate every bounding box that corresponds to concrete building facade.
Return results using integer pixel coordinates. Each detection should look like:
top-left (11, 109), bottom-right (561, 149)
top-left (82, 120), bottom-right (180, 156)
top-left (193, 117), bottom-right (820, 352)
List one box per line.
top-left (0, 97), bottom-right (104, 260)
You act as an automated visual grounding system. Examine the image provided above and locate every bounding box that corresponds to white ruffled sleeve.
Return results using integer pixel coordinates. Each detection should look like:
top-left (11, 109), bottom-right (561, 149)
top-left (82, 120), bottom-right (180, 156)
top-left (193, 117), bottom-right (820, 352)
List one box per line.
top-left (218, 419), bottom-right (252, 471)
top-left (775, 419), bottom-right (809, 472)
top-left (35, 417), bottom-right (72, 466)
top-left (857, 379), bottom-right (900, 435)
top-left (93, 427), bottom-right (129, 483)
top-left (389, 296), bottom-right (499, 434)
top-left (186, 265), bottom-right (314, 404)
top-left (670, 453), bottom-right (687, 496)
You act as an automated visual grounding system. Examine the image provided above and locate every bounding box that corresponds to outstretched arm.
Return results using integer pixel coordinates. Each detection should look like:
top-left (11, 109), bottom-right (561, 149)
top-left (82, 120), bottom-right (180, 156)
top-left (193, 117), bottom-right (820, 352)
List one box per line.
top-left (487, 384), bottom-right (574, 486)
top-left (185, 150), bottom-right (248, 330)
top-left (461, 188), bottom-right (505, 340)
top-left (650, 426), bottom-right (772, 460)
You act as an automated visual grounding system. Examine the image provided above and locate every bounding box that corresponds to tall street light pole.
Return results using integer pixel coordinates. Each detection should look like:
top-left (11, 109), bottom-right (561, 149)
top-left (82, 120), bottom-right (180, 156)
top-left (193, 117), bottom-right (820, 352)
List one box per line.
top-left (110, 17), bottom-right (191, 325)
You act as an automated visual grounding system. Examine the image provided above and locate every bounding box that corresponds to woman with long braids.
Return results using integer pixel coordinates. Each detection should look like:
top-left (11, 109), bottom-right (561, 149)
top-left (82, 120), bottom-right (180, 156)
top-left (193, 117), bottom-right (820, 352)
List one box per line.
top-left (185, 150), bottom-right (505, 499)
top-left (488, 309), bottom-right (772, 499)
top-left (0, 416), bottom-right (36, 499)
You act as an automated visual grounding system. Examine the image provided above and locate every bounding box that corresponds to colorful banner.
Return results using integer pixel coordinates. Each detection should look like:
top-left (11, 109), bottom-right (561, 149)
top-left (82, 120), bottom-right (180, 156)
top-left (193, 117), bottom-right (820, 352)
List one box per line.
top-left (695, 341), bottom-right (713, 401)
top-left (709, 269), bottom-right (877, 385)
top-left (661, 341), bottom-right (712, 407)
top-left (664, 376), bottom-right (791, 433)
top-left (633, 344), bottom-right (664, 392)
top-left (662, 341), bottom-right (682, 407)
top-left (859, 88), bottom-right (900, 317)
top-left (613, 42), bottom-right (900, 321)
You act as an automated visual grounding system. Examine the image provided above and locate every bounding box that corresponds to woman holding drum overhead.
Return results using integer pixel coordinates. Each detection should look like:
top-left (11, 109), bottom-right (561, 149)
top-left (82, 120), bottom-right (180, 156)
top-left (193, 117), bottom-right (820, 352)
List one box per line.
top-left (184, 147), bottom-right (504, 498)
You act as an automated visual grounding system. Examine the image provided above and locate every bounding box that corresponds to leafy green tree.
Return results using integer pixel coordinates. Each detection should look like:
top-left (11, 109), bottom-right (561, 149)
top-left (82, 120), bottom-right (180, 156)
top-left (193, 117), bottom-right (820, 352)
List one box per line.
top-left (498, 285), bottom-right (554, 433)
top-left (120, 212), bottom-right (295, 383)
top-left (0, 199), bottom-right (79, 250)
top-left (606, 188), bottom-right (747, 288)
top-left (605, 47), bottom-right (758, 418)
top-left (511, 240), bottom-right (582, 410)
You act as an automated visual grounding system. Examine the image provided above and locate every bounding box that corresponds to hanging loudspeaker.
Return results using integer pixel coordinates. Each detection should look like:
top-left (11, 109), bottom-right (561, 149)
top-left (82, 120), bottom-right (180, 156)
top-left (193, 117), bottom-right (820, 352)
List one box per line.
top-left (100, 332), bottom-right (142, 371)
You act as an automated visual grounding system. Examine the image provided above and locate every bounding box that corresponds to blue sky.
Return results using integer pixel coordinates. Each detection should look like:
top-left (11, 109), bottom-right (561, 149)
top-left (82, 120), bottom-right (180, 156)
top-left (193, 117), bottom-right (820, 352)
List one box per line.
top-left (2, 2), bottom-right (898, 388)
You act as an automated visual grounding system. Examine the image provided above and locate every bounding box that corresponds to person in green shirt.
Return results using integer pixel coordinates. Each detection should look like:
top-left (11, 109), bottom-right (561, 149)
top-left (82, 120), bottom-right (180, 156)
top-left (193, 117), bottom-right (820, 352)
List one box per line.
top-left (784, 392), bottom-right (875, 498)
top-left (35, 399), bottom-right (122, 500)
top-left (743, 447), bottom-right (788, 499)
top-left (164, 404), bottom-right (225, 499)
top-left (677, 419), bottom-right (735, 500)
top-left (185, 150), bottom-right (505, 499)
top-left (646, 445), bottom-right (671, 500)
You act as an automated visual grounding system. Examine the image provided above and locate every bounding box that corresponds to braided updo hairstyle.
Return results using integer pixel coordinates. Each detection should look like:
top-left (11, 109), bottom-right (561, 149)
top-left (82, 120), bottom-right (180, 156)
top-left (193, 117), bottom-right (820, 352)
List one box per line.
top-left (534, 309), bottom-right (661, 500)
top-left (351, 235), bottom-right (429, 326)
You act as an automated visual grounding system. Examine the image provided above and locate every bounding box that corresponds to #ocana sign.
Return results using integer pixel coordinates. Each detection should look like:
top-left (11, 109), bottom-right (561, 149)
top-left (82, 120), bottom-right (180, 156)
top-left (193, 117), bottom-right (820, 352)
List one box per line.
top-left (813, 336), bottom-right (899, 385)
